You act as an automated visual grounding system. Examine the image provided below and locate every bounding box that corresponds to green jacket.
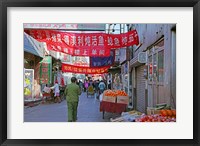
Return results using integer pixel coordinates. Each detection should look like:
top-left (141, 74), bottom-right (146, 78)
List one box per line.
top-left (64, 83), bottom-right (81, 102)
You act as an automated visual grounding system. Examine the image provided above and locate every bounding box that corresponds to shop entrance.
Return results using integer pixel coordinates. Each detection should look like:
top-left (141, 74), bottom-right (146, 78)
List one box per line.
top-left (148, 39), bottom-right (165, 106)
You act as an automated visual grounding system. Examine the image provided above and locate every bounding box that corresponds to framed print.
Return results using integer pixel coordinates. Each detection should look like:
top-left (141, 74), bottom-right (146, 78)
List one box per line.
top-left (1, 0), bottom-right (200, 145)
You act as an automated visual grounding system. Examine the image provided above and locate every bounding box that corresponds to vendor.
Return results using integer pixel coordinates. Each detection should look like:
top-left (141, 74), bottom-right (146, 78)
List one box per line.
top-left (50, 81), bottom-right (61, 103)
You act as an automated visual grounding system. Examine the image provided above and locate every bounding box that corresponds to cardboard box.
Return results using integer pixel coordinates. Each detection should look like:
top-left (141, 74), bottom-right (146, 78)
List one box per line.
top-left (102, 95), bottom-right (116, 103)
top-left (117, 96), bottom-right (129, 104)
top-left (147, 107), bottom-right (161, 115)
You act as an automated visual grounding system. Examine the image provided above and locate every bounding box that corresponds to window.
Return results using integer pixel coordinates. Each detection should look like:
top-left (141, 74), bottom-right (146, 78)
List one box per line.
top-left (158, 50), bottom-right (164, 82)
top-left (148, 39), bottom-right (164, 83)
top-left (148, 55), bottom-right (153, 81)
top-left (153, 53), bottom-right (157, 80)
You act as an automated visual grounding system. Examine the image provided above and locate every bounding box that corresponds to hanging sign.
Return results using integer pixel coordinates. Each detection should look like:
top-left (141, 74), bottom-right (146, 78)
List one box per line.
top-left (62, 63), bottom-right (109, 74)
top-left (72, 56), bottom-right (90, 67)
top-left (40, 56), bottom-right (52, 84)
top-left (24, 29), bottom-right (139, 57)
top-left (90, 50), bottom-right (115, 67)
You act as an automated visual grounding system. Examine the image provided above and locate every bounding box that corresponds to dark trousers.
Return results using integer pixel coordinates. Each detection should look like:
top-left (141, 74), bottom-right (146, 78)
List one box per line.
top-left (67, 101), bottom-right (78, 122)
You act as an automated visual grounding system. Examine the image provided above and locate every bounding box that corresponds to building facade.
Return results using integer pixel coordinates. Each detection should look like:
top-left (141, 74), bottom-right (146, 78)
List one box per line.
top-left (128, 24), bottom-right (176, 113)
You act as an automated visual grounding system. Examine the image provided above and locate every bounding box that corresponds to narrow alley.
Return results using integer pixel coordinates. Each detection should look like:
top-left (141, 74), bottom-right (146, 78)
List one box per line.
top-left (24, 92), bottom-right (120, 122)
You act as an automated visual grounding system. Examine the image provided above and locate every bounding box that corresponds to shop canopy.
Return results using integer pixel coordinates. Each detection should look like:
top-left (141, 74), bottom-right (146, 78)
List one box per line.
top-left (24, 33), bottom-right (43, 58)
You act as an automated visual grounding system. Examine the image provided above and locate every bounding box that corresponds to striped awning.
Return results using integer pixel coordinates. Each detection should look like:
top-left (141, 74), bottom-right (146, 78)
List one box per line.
top-left (24, 33), bottom-right (43, 57)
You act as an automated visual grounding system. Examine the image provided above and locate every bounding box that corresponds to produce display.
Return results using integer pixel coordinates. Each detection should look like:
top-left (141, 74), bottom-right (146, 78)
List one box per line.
top-left (103, 90), bottom-right (129, 104)
top-left (147, 103), bottom-right (174, 115)
top-left (110, 108), bottom-right (176, 122)
top-left (135, 114), bottom-right (176, 122)
top-left (114, 90), bottom-right (128, 96)
top-left (102, 90), bottom-right (117, 103)
top-left (102, 90), bottom-right (129, 104)
top-left (103, 90), bottom-right (117, 97)
top-left (111, 110), bottom-right (142, 122)
top-left (160, 109), bottom-right (176, 118)
top-left (103, 90), bottom-right (128, 97)
top-left (136, 107), bottom-right (176, 122)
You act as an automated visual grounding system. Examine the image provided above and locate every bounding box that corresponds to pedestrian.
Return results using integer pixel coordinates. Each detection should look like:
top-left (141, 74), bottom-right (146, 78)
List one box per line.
top-left (93, 80), bottom-right (99, 99)
top-left (78, 80), bottom-right (83, 92)
top-left (87, 83), bottom-right (95, 97)
top-left (64, 77), bottom-right (81, 122)
top-left (84, 80), bottom-right (89, 92)
top-left (98, 80), bottom-right (106, 94)
top-left (95, 79), bottom-right (99, 92)
top-left (50, 81), bottom-right (61, 103)
top-left (108, 80), bottom-right (112, 90)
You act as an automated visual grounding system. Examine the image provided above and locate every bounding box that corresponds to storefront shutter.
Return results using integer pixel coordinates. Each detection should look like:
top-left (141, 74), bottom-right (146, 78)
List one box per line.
top-left (136, 65), bottom-right (146, 113)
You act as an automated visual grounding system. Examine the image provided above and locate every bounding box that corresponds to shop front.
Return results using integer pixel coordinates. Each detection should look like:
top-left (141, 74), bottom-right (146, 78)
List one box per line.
top-left (147, 39), bottom-right (165, 107)
top-left (24, 33), bottom-right (44, 102)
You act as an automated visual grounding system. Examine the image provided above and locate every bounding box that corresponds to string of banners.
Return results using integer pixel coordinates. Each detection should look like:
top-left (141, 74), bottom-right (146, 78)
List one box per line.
top-left (62, 63), bottom-right (109, 74)
top-left (25, 29), bottom-right (139, 57)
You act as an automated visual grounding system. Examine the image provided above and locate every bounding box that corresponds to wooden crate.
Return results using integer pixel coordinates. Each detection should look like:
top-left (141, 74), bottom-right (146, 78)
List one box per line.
top-left (102, 95), bottom-right (116, 103)
top-left (117, 96), bottom-right (129, 104)
top-left (146, 107), bottom-right (161, 115)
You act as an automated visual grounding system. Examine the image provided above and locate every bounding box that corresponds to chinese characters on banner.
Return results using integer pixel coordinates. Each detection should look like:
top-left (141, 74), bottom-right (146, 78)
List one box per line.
top-left (40, 56), bottom-right (52, 84)
top-left (90, 50), bottom-right (115, 67)
top-left (62, 63), bottom-right (109, 74)
top-left (24, 29), bottom-right (139, 57)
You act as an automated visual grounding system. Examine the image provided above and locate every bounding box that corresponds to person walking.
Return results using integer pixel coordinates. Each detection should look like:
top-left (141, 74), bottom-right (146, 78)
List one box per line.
top-left (78, 80), bottom-right (83, 92)
top-left (98, 80), bottom-right (106, 94)
top-left (84, 80), bottom-right (89, 92)
top-left (108, 80), bottom-right (112, 90)
top-left (64, 77), bottom-right (81, 122)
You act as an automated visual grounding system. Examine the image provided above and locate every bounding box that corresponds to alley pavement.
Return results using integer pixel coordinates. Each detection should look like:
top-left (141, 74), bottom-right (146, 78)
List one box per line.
top-left (24, 92), bottom-right (120, 122)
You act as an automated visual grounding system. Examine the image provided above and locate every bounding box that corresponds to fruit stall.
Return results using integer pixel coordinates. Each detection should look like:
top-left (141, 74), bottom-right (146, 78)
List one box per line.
top-left (110, 103), bottom-right (176, 122)
top-left (110, 110), bottom-right (142, 122)
top-left (99, 90), bottom-right (129, 119)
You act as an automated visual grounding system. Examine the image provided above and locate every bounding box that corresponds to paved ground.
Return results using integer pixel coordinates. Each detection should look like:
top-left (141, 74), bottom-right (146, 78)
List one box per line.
top-left (24, 92), bottom-right (121, 122)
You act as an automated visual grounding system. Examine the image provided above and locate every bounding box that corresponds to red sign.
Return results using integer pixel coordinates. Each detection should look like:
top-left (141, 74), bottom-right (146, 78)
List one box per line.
top-left (40, 56), bottom-right (52, 84)
top-left (25, 29), bottom-right (139, 57)
top-left (62, 63), bottom-right (109, 74)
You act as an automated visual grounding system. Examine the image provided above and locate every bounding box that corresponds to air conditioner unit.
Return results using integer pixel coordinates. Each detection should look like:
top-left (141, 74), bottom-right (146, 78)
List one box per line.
top-left (138, 52), bottom-right (147, 63)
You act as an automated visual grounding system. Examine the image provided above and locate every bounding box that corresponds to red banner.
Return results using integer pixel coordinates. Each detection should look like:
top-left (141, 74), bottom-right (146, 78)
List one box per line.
top-left (62, 63), bottom-right (109, 74)
top-left (25, 29), bottom-right (139, 57)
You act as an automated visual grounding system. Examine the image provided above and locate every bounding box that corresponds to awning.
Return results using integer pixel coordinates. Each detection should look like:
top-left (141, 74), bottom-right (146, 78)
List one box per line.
top-left (24, 33), bottom-right (43, 57)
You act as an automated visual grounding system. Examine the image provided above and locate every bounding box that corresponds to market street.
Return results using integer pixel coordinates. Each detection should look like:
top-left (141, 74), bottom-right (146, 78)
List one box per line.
top-left (23, 23), bottom-right (177, 123)
top-left (24, 92), bottom-right (120, 122)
